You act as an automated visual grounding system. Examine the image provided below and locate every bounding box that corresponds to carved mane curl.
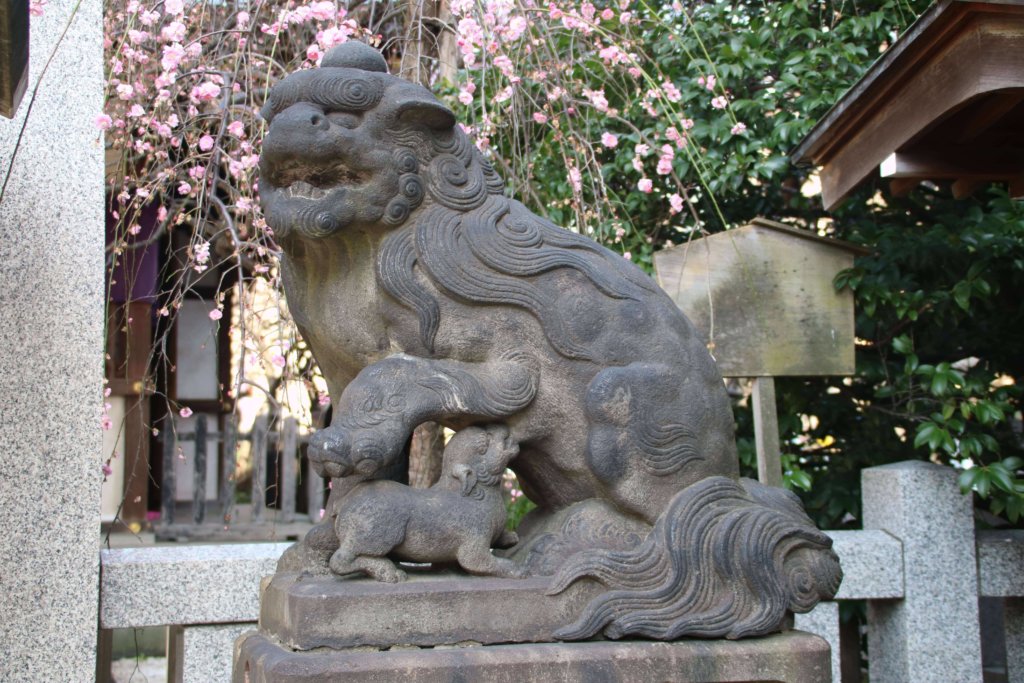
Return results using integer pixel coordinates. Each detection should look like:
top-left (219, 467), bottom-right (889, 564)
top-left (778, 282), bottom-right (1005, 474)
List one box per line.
top-left (377, 129), bottom-right (658, 360)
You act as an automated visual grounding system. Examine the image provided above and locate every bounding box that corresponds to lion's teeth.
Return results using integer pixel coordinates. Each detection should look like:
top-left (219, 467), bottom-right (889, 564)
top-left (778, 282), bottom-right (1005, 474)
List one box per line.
top-left (287, 181), bottom-right (328, 199)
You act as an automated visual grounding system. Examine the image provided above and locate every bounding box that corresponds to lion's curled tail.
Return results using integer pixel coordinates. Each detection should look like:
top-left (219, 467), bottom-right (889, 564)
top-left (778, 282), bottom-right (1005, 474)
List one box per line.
top-left (547, 476), bottom-right (842, 640)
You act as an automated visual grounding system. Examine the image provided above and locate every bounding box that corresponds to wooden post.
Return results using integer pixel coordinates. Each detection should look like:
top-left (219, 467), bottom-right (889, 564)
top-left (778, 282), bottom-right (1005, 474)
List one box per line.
top-left (0, 0), bottom-right (29, 118)
top-left (220, 418), bottom-right (237, 524)
top-left (306, 455), bottom-right (324, 524)
top-left (161, 426), bottom-right (176, 525)
top-left (193, 415), bottom-right (207, 525)
top-left (95, 626), bottom-right (113, 683)
top-left (251, 414), bottom-right (268, 522)
top-left (752, 377), bottom-right (783, 488)
top-left (281, 417), bottom-right (298, 522)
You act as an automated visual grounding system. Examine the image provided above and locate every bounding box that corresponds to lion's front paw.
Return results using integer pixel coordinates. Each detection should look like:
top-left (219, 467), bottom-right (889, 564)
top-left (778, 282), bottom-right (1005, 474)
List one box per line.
top-left (309, 427), bottom-right (355, 478)
top-left (309, 424), bottom-right (405, 479)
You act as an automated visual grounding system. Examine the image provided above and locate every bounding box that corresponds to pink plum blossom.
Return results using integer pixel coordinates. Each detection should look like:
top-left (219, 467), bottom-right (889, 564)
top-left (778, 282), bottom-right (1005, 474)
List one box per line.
top-left (711, 95), bottom-right (728, 109)
top-left (731, 122), bottom-right (747, 134)
top-left (198, 135), bottom-right (214, 151)
top-left (669, 193), bottom-right (684, 214)
top-left (662, 80), bottom-right (682, 103)
top-left (638, 178), bottom-right (653, 193)
top-left (601, 132), bottom-right (618, 148)
top-left (179, 407), bottom-right (193, 418)
top-left (192, 81), bottom-right (221, 102)
top-left (583, 88), bottom-right (609, 112)
top-left (161, 43), bottom-right (186, 71)
top-left (209, 308), bottom-right (223, 321)
top-left (568, 166), bottom-right (582, 193)
top-left (95, 114), bottom-right (113, 130)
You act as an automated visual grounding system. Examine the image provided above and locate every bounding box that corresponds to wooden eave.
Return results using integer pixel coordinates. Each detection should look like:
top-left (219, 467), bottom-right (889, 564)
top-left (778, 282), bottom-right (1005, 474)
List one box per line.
top-left (791, 0), bottom-right (1024, 210)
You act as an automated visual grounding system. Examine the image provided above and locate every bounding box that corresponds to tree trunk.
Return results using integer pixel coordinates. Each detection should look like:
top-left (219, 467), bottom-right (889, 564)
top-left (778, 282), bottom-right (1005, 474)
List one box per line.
top-left (408, 421), bottom-right (444, 488)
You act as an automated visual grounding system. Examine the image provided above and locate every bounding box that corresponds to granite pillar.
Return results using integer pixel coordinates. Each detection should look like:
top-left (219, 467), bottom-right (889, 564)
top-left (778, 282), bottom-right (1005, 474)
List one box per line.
top-left (0, 0), bottom-right (105, 679)
top-left (794, 601), bottom-right (840, 683)
top-left (1007, 598), bottom-right (1024, 683)
top-left (862, 461), bottom-right (983, 683)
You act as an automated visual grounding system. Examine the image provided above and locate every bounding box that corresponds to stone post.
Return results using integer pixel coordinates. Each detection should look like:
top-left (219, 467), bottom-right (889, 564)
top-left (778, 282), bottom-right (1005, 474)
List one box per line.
top-left (861, 461), bottom-right (982, 683)
top-left (0, 0), bottom-right (104, 679)
top-left (1007, 598), bottom-right (1024, 683)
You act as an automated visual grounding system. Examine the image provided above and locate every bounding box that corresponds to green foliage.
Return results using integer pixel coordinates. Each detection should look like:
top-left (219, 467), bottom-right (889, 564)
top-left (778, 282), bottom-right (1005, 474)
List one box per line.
top-left (828, 186), bottom-right (1024, 524)
top-left (506, 493), bottom-right (537, 531)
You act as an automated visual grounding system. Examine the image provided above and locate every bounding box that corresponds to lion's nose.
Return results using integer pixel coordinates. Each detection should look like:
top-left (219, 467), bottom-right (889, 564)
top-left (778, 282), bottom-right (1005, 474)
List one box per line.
top-left (269, 102), bottom-right (330, 137)
top-left (262, 102), bottom-right (333, 170)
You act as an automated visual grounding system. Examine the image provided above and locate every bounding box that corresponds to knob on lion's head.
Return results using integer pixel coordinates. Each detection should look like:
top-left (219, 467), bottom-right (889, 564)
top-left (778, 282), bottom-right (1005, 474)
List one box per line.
top-left (259, 42), bottom-right (503, 240)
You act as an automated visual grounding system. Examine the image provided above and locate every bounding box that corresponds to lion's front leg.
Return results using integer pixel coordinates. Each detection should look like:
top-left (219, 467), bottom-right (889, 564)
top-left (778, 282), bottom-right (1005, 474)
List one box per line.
top-left (309, 352), bottom-right (537, 480)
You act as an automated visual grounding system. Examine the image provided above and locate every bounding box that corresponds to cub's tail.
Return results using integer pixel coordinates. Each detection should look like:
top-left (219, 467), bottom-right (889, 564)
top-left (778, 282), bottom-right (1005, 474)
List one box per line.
top-left (547, 476), bottom-right (842, 640)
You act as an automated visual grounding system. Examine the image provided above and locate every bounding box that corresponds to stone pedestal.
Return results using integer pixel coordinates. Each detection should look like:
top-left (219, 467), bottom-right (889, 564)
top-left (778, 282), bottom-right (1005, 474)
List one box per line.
top-left (259, 572), bottom-right (602, 650)
top-left (238, 573), bottom-right (832, 682)
top-left (235, 629), bottom-right (831, 683)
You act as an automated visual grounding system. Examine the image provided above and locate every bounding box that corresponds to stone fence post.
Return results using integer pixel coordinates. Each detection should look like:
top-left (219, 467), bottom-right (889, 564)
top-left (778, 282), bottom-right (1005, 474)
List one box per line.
top-left (861, 461), bottom-right (983, 682)
top-left (0, 0), bottom-right (104, 679)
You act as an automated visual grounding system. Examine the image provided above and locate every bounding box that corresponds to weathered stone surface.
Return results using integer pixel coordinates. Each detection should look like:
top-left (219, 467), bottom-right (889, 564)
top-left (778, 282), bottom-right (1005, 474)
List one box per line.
top-left (101, 543), bottom-right (291, 628)
top-left (257, 39), bottom-right (840, 644)
top-left (794, 601), bottom-right (840, 683)
top-left (173, 624), bottom-right (252, 683)
top-left (261, 573), bottom-right (602, 650)
top-left (0, 0), bottom-right (104, 679)
top-left (977, 529), bottom-right (1024, 598)
top-left (828, 529), bottom-right (903, 599)
top-left (235, 630), bottom-right (832, 683)
top-left (1006, 598), bottom-right (1024, 683)
top-left (862, 461), bottom-right (982, 683)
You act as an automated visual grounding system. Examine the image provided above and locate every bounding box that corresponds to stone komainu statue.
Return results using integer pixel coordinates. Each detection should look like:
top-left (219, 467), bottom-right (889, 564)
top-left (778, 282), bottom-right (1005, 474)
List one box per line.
top-left (260, 42), bottom-right (841, 641)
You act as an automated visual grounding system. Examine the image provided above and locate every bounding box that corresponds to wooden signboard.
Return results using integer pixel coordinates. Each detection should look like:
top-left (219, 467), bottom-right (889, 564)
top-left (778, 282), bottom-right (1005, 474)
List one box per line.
top-left (654, 217), bottom-right (867, 488)
top-left (653, 217), bottom-right (865, 378)
top-left (1, 0), bottom-right (29, 119)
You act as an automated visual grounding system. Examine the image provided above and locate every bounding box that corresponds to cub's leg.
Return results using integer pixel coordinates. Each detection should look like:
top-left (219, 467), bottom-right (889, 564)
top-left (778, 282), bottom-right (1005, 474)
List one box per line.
top-left (329, 549), bottom-right (407, 583)
top-left (309, 352), bottom-right (537, 480)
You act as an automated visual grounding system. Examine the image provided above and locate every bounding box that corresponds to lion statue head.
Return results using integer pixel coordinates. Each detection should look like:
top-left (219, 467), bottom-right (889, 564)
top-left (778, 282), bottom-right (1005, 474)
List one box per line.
top-left (259, 42), bottom-right (505, 241)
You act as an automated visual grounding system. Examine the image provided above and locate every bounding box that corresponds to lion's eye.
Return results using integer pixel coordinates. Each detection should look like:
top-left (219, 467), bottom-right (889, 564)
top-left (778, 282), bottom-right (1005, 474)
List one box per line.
top-left (327, 112), bottom-right (361, 129)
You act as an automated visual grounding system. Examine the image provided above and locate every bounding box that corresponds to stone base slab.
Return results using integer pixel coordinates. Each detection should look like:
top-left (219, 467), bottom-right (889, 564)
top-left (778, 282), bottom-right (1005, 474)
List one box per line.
top-left (234, 630), bottom-right (832, 682)
top-left (260, 572), bottom-right (603, 650)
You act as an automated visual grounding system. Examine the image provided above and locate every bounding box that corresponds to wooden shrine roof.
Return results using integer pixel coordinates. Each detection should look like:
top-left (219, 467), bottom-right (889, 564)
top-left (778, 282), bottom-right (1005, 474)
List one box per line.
top-left (791, 0), bottom-right (1024, 209)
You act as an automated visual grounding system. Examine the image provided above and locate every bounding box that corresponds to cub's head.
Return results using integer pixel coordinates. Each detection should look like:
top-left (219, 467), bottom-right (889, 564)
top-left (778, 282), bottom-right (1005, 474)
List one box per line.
top-left (259, 42), bottom-right (503, 241)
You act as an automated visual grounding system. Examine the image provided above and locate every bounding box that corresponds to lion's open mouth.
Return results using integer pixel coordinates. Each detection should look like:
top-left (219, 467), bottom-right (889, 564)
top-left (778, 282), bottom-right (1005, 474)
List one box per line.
top-left (271, 163), bottom-right (369, 200)
top-left (285, 180), bottom-right (331, 200)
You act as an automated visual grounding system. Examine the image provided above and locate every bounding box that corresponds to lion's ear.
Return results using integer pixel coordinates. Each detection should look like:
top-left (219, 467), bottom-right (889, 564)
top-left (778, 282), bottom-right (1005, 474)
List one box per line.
top-left (395, 98), bottom-right (456, 131)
